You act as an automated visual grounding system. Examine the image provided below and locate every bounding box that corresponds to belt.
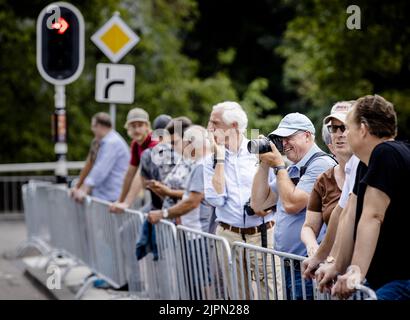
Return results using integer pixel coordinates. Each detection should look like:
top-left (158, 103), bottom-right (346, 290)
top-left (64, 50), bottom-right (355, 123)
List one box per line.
top-left (219, 221), bottom-right (274, 235)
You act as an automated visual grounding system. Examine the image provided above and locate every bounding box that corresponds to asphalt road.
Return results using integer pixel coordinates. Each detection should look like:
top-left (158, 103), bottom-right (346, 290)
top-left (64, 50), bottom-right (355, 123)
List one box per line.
top-left (0, 218), bottom-right (52, 300)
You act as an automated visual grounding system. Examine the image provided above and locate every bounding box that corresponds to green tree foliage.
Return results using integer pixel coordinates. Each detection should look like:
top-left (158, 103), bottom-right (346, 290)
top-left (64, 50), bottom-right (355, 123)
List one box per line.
top-left (277, 0), bottom-right (410, 140)
top-left (1, 0), bottom-right (266, 163)
top-left (2, 0), bottom-right (409, 164)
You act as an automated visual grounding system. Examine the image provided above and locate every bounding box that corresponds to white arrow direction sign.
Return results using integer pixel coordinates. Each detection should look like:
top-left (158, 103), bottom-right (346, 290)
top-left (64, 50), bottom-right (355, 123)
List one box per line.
top-left (95, 63), bottom-right (135, 104)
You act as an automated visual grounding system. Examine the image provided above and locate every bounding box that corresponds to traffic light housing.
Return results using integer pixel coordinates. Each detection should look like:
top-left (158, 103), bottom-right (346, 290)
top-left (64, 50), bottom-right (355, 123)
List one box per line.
top-left (37, 2), bottom-right (84, 85)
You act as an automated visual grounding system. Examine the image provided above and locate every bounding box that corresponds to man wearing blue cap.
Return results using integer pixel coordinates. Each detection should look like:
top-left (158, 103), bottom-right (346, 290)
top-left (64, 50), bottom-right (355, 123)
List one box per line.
top-left (251, 112), bottom-right (336, 300)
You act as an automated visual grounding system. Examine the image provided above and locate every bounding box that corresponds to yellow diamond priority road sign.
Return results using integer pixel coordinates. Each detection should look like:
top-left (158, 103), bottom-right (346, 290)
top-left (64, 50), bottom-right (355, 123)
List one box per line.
top-left (91, 13), bottom-right (140, 63)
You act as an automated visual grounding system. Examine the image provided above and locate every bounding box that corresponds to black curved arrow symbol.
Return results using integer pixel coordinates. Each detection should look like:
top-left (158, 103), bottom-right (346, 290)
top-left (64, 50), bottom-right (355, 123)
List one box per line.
top-left (104, 80), bottom-right (125, 99)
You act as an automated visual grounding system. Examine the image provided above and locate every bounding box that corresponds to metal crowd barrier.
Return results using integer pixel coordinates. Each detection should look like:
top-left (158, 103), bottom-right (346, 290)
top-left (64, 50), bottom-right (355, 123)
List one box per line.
top-left (46, 185), bottom-right (90, 264)
top-left (17, 180), bottom-right (53, 256)
top-left (231, 242), bottom-right (299, 300)
top-left (176, 225), bottom-right (233, 300)
top-left (20, 181), bottom-right (377, 300)
top-left (75, 197), bottom-right (129, 299)
top-left (231, 242), bottom-right (377, 300)
top-left (138, 217), bottom-right (179, 299)
top-left (19, 182), bottom-right (133, 299)
top-left (119, 209), bottom-right (146, 297)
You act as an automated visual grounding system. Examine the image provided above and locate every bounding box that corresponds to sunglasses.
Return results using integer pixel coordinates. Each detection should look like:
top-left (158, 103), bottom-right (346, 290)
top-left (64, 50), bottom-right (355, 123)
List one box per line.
top-left (327, 124), bottom-right (346, 133)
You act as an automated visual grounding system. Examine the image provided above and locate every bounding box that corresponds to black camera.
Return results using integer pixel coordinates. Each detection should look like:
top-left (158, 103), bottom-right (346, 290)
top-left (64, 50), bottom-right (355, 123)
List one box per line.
top-left (244, 198), bottom-right (256, 216)
top-left (247, 134), bottom-right (284, 154)
top-left (244, 198), bottom-right (277, 216)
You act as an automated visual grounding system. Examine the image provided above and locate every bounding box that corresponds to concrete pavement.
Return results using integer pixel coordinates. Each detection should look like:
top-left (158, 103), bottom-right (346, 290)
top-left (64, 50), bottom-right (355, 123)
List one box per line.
top-left (0, 218), bottom-right (53, 300)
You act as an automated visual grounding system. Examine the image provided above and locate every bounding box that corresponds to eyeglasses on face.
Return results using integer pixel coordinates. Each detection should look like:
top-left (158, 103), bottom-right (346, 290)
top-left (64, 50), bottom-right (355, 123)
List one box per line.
top-left (327, 124), bottom-right (346, 133)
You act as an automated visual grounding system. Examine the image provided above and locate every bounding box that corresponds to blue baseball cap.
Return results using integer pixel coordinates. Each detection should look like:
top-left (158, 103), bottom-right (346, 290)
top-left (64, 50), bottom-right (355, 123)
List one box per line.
top-left (153, 114), bottom-right (172, 130)
top-left (270, 112), bottom-right (316, 137)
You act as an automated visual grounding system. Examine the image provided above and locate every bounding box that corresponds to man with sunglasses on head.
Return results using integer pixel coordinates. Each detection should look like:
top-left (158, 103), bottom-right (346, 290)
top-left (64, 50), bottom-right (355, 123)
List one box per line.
top-left (302, 102), bottom-right (360, 293)
top-left (301, 101), bottom-right (355, 259)
top-left (251, 112), bottom-right (337, 300)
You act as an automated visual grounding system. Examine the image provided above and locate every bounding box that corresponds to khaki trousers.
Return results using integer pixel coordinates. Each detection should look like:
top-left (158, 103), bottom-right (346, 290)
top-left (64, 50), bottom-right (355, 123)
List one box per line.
top-left (216, 224), bottom-right (283, 300)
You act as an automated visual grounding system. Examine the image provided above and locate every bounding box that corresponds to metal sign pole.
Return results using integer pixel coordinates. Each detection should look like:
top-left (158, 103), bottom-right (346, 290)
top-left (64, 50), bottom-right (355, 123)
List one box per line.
top-left (54, 84), bottom-right (68, 183)
top-left (110, 103), bottom-right (116, 130)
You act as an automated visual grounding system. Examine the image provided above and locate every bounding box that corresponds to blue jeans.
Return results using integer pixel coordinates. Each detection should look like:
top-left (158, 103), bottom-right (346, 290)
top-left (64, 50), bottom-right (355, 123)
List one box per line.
top-left (375, 280), bottom-right (410, 300)
top-left (284, 264), bottom-right (313, 300)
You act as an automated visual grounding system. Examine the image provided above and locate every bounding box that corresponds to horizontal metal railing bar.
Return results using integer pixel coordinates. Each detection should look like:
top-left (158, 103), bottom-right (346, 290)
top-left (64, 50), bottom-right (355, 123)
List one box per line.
top-left (232, 241), bottom-right (305, 261)
top-left (177, 225), bottom-right (233, 263)
top-left (0, 162), bottom-right (85, 173)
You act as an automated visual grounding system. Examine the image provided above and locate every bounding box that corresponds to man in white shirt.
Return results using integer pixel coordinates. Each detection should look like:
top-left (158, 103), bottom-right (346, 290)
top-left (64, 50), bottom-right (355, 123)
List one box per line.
top-left (204, 101), bottom-right (277, 299)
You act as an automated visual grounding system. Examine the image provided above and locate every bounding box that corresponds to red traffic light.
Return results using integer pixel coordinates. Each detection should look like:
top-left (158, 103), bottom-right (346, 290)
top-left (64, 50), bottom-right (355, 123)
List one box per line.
top-left (37, 2), bottom-right (84, 84)
top-left (51, 17), bottom-right (69, 34)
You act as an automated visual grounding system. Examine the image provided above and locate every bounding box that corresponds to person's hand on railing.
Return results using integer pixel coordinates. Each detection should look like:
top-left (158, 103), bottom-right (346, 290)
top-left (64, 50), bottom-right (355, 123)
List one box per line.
top-left (147, 210), bottom-right (164, 224)
top-left (71, 188), bottom-right (87, 203)
top-left (315, 262), bottom-right (339, 293)
top-left (109, 201), bottom-right (129, 214)
top-left (331, 265), bottom-right (363, 299)
top-left (69, 187), bottom-right (78, 198)
top-left (301, 254), bottom-right (322, 280)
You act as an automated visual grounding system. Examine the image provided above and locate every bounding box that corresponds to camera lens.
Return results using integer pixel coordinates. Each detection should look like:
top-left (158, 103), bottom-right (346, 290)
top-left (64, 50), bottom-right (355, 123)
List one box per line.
top-left (247, 138), bottom-right (272, 154)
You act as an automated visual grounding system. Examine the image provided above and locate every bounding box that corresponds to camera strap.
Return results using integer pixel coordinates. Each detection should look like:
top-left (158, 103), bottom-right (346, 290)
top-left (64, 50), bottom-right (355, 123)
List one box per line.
top-left (260, 217), bottom-right (267, 248)
top-left (299, 152), bottom-right (338, 178)
top-left (242, 205), bottom-right (247, 241)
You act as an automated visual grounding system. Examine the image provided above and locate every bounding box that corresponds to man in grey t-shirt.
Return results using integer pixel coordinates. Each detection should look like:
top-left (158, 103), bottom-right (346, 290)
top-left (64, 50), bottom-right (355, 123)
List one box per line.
top-left (147, 125), bottom-right (213, 232)
top-left (180, 162), bottom-right (214, 232)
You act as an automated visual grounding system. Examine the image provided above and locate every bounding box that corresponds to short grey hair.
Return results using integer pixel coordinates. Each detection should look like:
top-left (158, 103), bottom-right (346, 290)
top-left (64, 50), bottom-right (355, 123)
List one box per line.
top-left (212, 101), bottom-right (248, 133)
top-left (184, 125), bottom-right (209, 149)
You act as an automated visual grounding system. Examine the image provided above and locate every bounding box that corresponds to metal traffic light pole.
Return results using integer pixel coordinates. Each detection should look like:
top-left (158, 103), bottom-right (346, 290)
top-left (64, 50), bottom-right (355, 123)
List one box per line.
top-left (37, 2), bottom-right (84, 184)
top-left (54, 85), bottom-right (67, 183)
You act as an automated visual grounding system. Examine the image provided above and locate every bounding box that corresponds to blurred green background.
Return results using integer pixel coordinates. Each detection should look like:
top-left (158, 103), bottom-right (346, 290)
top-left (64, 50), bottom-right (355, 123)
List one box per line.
top-left (1, 0), bottom-right (409, 163)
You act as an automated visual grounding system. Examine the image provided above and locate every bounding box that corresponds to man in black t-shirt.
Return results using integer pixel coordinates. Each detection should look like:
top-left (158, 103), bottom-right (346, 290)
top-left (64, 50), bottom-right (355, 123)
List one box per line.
top-left (332, 95), bottom-right (410, 300)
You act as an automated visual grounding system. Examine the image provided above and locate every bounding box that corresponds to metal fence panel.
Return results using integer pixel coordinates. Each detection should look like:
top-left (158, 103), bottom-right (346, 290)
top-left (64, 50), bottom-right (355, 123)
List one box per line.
top-left (119, 209), bottom-right (147, 296)
top-left (22, 181), bottom-right (53, 244)
top-left (176, 225), bottom-right (233, 300)
top-left (138, 217), bottom-right (179, 299)
top-left (231, 241), bottom-right (378, 300)
top-left (46, 186), bottom-right (90, 264)
top-left (231, 242), bottom-right (317, 300)
top-left (83, 197), bottom-right (128, 288)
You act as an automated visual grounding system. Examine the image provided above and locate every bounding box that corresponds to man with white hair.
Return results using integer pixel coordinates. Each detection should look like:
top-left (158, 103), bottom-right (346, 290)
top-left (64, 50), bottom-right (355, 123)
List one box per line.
top-left (204, 101), bottom-right (276, 299)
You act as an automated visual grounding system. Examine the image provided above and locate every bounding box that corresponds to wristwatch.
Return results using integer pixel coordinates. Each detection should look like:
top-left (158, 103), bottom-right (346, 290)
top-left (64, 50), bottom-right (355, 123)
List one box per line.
top-left (162, 208), bottom-right (169, 218)
top-left (326, 255), bottom-right (335, 264)
top-left (273, 165), bottom-right (286, 175)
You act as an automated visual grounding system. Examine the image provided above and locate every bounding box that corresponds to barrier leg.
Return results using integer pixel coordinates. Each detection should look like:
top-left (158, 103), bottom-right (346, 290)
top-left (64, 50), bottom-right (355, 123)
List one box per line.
top-left (61, 260), bottom-right (88, 286)
top-left (74, 275), bottom-right (99, 300)
top-left (14, 239), bottom-right (51, 258)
